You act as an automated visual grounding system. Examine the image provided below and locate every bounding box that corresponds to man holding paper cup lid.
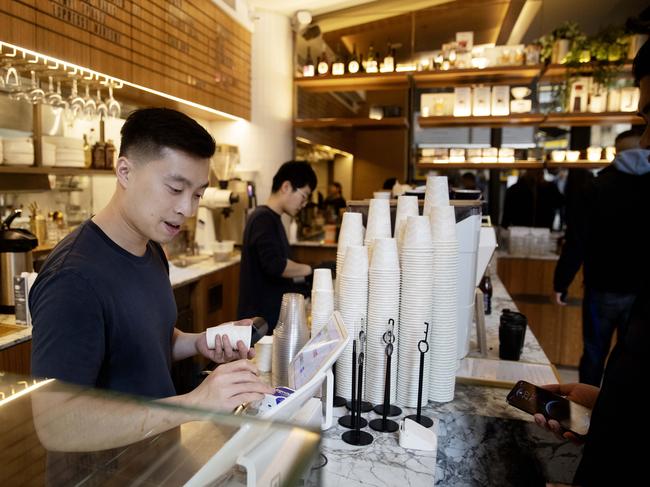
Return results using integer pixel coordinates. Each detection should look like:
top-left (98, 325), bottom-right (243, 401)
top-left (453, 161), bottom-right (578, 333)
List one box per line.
top-left (29, 108), bottom-right (273, 414)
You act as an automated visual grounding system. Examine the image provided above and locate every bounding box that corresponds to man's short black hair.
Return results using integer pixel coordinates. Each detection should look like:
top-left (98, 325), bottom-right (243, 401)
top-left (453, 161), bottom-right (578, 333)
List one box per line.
top-left (119, 108), bottom-right (216, 161)
top-left (330, 181), bottom-right (342, 192)
top-left (633, 38), bottom-right (650, 85)
top-left (271, 160), bottom-right (317, 193)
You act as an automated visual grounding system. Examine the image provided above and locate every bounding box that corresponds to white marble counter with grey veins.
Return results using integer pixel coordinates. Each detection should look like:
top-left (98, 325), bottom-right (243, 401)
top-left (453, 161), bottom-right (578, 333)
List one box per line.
top-left (305, 272), bottom-right (581, 487)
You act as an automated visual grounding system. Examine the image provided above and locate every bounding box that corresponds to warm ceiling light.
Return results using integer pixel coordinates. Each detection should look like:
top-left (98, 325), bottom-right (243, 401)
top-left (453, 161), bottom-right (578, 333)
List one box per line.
top-left (295, 10), bottom-right (312, 26)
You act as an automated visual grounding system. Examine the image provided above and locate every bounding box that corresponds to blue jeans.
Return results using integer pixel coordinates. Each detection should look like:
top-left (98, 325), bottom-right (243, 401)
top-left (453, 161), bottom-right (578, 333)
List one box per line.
top-left (580, 289), bottom-right (637, 386)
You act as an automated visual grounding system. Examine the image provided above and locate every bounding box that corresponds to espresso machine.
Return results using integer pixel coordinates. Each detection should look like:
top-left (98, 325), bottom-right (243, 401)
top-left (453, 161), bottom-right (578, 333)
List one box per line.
top-left (194, 145), bottom-right (257, 251)
top-left (1, 209), bottom-right (38, 313)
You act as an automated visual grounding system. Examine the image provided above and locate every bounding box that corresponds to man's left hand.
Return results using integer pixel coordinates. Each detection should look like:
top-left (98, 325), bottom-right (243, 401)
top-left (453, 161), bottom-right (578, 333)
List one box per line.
top-left (196, 319), bottom-right (256, 364)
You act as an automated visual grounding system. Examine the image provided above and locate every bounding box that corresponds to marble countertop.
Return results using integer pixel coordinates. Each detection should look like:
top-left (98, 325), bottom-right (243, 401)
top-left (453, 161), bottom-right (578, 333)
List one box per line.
top-left (169, 253), bottom-right (240, 288)
top-left (0, 315), bottom-right (31, 351)
top-left (306, 273), bottom-right (580, 487)
top-left (291, 240), bottom-right (338, 249)
top-left (496, 250), bottom-right (560, 261)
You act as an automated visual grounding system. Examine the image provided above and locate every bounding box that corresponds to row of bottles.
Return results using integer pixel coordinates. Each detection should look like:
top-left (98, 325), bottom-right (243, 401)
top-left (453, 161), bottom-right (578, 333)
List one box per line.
top-left (303, 43), bottom-right (396, 77)
top-left (82, 128), bottom-right (116, 169)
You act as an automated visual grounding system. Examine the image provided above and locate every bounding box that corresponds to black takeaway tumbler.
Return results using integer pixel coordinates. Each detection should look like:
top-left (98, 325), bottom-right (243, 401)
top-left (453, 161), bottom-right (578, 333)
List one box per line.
top-left (499, 309), bottom-right (528, 361)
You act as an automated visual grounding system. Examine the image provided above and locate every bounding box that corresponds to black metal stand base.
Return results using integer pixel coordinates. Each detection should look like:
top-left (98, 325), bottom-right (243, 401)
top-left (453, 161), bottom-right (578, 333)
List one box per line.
top-left (342, 430), bottom-right (373, 446)
top-left (373, 404), bottom-right (402, 417)
top-left (369, 418), bottom-right (399, 432)
top-left (338, 415), bottom-right (368, 429)
top-left (405, 414), bottom-right (434, 428)
top-left (347, 400), bottom-right (373, 413)
top-left (333, 396), bottom-right (347, 407)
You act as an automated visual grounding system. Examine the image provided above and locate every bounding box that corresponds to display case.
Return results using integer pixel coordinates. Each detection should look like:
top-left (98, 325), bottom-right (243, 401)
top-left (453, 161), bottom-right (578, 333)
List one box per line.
top-left (0, 373), bottom-right (320, 486)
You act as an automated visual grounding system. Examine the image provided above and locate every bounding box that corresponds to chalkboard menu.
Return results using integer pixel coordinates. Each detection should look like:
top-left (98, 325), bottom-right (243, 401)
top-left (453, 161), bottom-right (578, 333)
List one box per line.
top-left (0, 0), bottom-right (251, 119)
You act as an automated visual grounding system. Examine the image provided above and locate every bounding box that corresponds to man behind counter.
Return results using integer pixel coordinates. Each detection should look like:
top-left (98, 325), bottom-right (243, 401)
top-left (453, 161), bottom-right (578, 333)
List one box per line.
top-left (238, 161), bottom-right (317, 331)
top-left (29, 108), bottom-right (273, 418)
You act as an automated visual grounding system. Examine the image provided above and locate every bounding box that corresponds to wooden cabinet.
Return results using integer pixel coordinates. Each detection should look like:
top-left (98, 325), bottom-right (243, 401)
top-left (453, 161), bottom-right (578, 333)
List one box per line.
top-left (171, 262), bottom-right (241, 393)
top-left (497, 256), bottom-right (583, 366)
top-left (0, 340), bottom-right (31, 375)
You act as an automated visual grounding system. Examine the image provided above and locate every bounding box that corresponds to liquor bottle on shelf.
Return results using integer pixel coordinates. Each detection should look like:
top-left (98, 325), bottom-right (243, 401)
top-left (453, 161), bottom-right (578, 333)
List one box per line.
top-left (317, 49), bottom-right (329, 75)
top-left (105, 139), bottom-right (116, 169)
top-left (332, 43), bottom-right (345, 75)
top-left (382, 43), bottom-right (395, 73)
top-left (479, 273), bottom-right (493, 315)
top-left (365, 43), bottom-right (378, 73)
top-left (348, 44), bottom-right (360, 74)
top-left (303, 47), bottom-right (315, 77)
top-left (83, 134), bottom-right (92, 168)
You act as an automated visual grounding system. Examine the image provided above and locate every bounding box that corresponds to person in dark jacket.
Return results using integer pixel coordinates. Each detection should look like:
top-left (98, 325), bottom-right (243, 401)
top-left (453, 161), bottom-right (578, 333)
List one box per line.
top-left (238, 161), bottom-right (316, 330)
top-left (501, 169), bottom-right (564, 229)
top-left (553, 128), bottom-right (648, 386)
top-left (534, 38), bottom-right (650, 486)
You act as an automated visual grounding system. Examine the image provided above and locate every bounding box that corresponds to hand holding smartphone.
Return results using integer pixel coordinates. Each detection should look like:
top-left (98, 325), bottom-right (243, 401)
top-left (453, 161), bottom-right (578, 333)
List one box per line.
top-left (506, 380), bottom-right (591, 438)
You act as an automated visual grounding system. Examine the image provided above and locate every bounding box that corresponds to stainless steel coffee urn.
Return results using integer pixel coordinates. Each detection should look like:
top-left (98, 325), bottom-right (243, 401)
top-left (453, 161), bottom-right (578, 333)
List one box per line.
top-left (1, 210), bottom-right (38, 313)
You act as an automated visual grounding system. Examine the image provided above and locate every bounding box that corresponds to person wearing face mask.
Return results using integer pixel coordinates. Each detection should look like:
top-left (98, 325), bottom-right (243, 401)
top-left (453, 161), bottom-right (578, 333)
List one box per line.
top-left (237, 161), bottom-right (317, 331)
top-left (29, 108), bottom-right (273, 414)
top-left (553, 127), bottom-right (649, 387)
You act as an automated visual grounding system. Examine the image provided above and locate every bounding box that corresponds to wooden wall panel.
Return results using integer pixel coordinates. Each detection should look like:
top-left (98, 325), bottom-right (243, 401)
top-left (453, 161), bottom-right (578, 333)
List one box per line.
top-left (1, 0), bottom-right (251, 119)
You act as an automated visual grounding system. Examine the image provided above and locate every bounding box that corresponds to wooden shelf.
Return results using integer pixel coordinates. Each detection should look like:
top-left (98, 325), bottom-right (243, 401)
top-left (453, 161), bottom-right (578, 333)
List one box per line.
top-left (418, 114), bottom-right (545, 127)
top-left (418, 111), bottom-right (642, 128)
top-left (546, 160), bottom-right (610, 169)
top-left (294, 117), bottom-right (409, 129)
top-left (294, 72), bottom-right (409, 92)
top-left (413, 65), bottom-right (543, 87)
top-left (542, 112), bottom-right (643, 126)
top-left (541, 63), bottom-right (633, 81)
top-left (0, 165), bottom-right (114, 176)
top-left (417, 161), bottom-right (544, 170)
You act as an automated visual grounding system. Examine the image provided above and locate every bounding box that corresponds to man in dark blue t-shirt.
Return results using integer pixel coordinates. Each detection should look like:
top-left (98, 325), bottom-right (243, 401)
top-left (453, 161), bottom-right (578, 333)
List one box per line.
top-left (30, 108), bottom-right (272, 414)
top-left (238, 161), bottom-right (316, 330)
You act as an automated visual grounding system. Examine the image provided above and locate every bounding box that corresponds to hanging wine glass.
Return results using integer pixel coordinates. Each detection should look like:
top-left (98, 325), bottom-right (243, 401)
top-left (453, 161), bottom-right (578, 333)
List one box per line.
top-left (45, 76), bottom-right (63, 106)
top-left (7, 67), bottom-right (27, 102)
top-left (27, 70), bottom-right (45, 104)
top-left (82, 83), bottom-right (96, 119)
top-left (54, 81), bottom-right (68, 109)
top-left (68, 79), bottom-right (85, 118)
top-left (106, 83), bottom-right (121, 119)
top-left (95, 89), bottom-right (108, 119)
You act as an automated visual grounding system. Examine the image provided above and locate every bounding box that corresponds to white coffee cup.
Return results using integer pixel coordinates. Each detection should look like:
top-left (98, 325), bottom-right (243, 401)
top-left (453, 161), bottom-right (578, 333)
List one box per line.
top-left (206, 322), bottom-right (251, 350)
top-left (256, 335), bottom-right (273, 372)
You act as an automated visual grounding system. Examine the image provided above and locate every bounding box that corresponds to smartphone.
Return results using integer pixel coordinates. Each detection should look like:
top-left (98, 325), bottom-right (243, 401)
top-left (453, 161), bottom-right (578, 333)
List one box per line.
top-left (506, 380), bottom-right (591, 437)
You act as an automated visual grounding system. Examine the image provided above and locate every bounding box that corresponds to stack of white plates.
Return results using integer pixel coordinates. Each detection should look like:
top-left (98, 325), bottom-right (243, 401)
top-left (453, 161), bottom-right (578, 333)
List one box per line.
top-left (336, 245), bottom-right (368, 400)
top-left (335, 212), bottom-right (364, 310)
top-left (397, 216), bottom-right (435, 408)
top-left (364, 198), bottom-right (392, 261)
top-left (365, 237), bottom-right (400, 405)
top-left (428, 206), bottom-right (460, 403)
top-left (43, 136), bottom-right (85, 167)
top-left (3, 137), bottom-right (34, 166)
top-left (311, 268), bottom-right (334, 337)
top-left (394, 195), bottom-right (419, 251)
top-left (423, 175), bottom-right (450, 216)
top-left (42, 142), bottom-right (56, 167)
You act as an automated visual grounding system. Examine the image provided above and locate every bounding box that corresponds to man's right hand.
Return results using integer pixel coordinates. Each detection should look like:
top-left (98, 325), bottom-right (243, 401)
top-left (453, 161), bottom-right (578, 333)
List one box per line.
top-left (186, 359), bottom-right (274, 412)
top-left (554, 291), bottom-right (567, 306)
